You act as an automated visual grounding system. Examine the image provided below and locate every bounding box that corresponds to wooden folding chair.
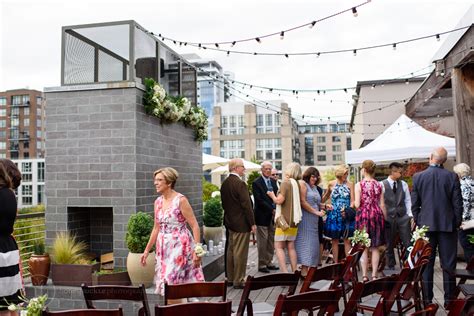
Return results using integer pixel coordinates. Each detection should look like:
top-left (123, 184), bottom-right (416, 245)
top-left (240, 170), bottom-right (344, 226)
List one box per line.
top-left (164, 280), bottom-right (227, 305)
top-left (274, 289), bottom-right (342, 316)
top-left (342, 275), bottom-right (399, 316)
top-left (299, 262), bottom-right (344, 294)
top-left (43, 308), bottom-right (123, 316)
top-left (155, 301), bottom-right (232, 316)
top-left (342, 245), bottom-right (365, 301)
top-left (406, 303), bottom-right (438, 316)
top-left (81, 284), bottom-right (150, 316)
top-left (451, 256), bottom-right (474, 298)
top-left (235, 271), bottom-right (300, 316)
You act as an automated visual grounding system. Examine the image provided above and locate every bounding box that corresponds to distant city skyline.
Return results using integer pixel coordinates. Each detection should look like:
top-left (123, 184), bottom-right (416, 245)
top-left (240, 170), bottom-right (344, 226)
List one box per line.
top-left (1, 0), bottom-right (472, 120)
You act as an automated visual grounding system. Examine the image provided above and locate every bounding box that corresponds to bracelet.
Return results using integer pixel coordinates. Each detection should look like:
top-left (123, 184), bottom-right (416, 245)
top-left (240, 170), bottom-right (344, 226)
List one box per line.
top-left (194, 243), bottom-right (206, 257)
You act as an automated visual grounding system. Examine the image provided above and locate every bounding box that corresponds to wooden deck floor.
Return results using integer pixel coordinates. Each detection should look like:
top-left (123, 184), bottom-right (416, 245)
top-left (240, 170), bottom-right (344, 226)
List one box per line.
top-left (211, 243), bottom-right (468, 315)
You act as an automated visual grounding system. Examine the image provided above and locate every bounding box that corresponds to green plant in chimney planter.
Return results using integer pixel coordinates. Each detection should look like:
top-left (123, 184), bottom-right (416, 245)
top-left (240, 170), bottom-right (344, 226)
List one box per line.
top-left (126, 212), bottom-right (155, 287)
top-left (143, 78), bottom-right (208, 142)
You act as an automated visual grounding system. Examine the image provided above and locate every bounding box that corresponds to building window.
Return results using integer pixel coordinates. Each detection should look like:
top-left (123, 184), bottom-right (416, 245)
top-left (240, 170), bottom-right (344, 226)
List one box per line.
top-left (256, 114), bottom-right (264, 127)
top-left (0, 142), bottom-right (5, 150)
top-left (0, 109), bottom-right (6, 116)
top-left (275, 150), bottom-right (282, 159)
top-left (221, 116), bottom-right (228, 128)
top-left (332, 136), bottom-right (341, 142)
top-left (332, 145), bottom-right (341, 152)
top-left (24, 107), bottom-right (30, 116)
top-left (23, 152), bottom-right (29, 159)
top-left (238, 115), bottom-right (244, 128)
top-left (36, 96), bottom-right (42, 105)
top-left (23, 142), bottom-right (29, 149)
top-left (317, 145), bottom-right (326, 152)
top-left (22, 184), bottom-right (33, 205)
top-left (11, 107), bottom-right (19, 117)
top-left (0, 131), bottom-right (5, 138)
top-left (10, 152), bottom-right (18, 159)
top-left (316, 136), bottom-right (326, 143)
top-left (37, 184), bottom-right (44, 204)
top-left (0, 153), bottom-right (5, 158)
top-left (333, 154), bottom-right (343, 161)
top-left (346, 137), bottom-right (352, 150)
top-left (317, 155), bottom-right (327, 162)
top-left (22, 162), bottom-right (32, 182)
top-left (11, 95), bottom-right (29, 106)
top-left (24, 118), bottom-right (30, 127)
top-left (0, 120), bottom-right (5, 128)
top-left (0, 97), bottom-right (6, 106)
top-left (38, 162), bottom-right (45, 182)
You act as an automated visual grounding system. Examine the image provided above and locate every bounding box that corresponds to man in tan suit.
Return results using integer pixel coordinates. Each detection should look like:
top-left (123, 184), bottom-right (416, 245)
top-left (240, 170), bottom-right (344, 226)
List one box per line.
top-left (220, 158), bottom-right (256, 289)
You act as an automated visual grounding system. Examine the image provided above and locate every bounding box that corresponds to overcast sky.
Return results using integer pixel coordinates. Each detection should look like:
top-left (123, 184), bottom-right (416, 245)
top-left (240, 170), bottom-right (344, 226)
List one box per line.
top-left (1, 0), bottom-right (472, 121)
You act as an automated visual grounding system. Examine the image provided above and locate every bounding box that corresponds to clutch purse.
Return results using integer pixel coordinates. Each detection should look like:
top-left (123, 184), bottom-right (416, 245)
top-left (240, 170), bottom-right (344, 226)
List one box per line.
top-left (276, 215), bottom-right (290, 231)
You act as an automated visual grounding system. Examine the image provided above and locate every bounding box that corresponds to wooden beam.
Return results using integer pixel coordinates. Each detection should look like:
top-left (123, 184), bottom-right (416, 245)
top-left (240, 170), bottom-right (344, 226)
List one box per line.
top-left (452, 61), bottom-right (474, 171)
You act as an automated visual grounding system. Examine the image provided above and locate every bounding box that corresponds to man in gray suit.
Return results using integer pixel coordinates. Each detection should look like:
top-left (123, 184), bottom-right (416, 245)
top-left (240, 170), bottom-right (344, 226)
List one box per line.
top-left (221, 158), bottom-right (256, 289)
top-left (412, 147), bottom-right (463, 308)
top-left (382, 162), bottom-right (413, 269)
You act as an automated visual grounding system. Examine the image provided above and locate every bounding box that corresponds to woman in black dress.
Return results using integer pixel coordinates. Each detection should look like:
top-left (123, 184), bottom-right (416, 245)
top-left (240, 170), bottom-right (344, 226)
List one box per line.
top-left (0, 159), bottom-right (23, 315)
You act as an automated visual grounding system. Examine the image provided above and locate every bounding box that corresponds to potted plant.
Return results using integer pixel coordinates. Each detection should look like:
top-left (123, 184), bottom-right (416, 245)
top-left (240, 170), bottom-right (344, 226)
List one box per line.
top-left (50, 232), bottom-right (100, 287)
top-left (92, 268), bottom-right (131, 286)
top-left (203, 196), bottom-right (224, 244)
top-left (28, 240), bottom-right (50, 286)
top-left (126, 212), bottom-right (155, 287)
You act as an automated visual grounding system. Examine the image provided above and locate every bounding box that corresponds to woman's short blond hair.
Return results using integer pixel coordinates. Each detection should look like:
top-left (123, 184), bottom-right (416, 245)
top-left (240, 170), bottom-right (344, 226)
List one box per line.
top-left (335, 165), bottom-right (349, 179)
top-left (284, 162), bottom-right (302, 180)
top-left (153, 167), bottom-right (179, 189)
top-left (454, 163), bottom-right (471, 178)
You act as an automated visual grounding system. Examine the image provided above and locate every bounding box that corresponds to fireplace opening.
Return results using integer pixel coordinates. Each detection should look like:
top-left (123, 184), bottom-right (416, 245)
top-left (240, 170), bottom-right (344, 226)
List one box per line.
top-left (67, 207), bottom-right (113, 258)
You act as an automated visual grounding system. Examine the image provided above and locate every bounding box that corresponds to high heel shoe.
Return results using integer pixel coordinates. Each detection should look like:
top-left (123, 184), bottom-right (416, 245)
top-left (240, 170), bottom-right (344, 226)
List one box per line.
top-left (362, 276), bottom-right (369, 282)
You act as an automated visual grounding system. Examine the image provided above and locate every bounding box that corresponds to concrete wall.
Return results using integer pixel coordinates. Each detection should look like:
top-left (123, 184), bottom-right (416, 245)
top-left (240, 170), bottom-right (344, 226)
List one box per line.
top-left (44, 84), bottom-right (202, 267)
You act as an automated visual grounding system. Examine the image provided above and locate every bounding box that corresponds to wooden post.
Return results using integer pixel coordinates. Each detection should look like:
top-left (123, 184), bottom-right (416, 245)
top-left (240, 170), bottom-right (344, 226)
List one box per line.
top-left (452, 58), bottom-right (474, 174)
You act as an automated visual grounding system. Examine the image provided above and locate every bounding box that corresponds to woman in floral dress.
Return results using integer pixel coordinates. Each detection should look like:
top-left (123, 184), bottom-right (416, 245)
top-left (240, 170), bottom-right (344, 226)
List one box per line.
top-left (355, 160), bottom-right (386, 281)
top-left (141, 167), bottom-right (204, 302)
top-left (322, 165), bottom-right (355, 263)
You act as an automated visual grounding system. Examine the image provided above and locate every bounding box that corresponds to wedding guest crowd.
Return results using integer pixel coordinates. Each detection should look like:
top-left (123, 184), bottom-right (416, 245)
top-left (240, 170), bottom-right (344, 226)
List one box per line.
top-left (140, 146), bottom-right (468, 309)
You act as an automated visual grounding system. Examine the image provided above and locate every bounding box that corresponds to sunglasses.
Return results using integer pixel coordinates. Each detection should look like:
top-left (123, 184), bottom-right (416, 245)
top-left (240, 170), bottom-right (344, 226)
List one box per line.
top-left (271, 174), bottom-right (278, 176)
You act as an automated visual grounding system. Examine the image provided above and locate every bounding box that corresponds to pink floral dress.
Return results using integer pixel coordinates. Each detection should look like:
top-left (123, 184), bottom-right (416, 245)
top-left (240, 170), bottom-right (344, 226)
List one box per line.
top-left (154, 193), bottom-right (204, 295)
top-left (355, 180), bottom-right (385, 248)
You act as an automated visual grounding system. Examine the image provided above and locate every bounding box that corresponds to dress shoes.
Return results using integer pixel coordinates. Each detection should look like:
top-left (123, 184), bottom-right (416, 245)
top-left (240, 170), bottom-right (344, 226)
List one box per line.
top-left (267, 265), bottom-right (279, 270)
top-left (258, 267), bottom-right (270, 273)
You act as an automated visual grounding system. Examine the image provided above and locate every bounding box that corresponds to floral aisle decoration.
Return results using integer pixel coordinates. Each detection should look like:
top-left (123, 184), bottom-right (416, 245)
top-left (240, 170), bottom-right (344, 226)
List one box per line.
top-left (410, 225), bottom-right (429, 243)
top-left (349, 227), bottom-right (371, 248)
top-left (6, 294), bottom-right (48, 316)
top-left (194, 243), bottom-right (207, 257)
top-left (143, 78), bottom-right (208, 142)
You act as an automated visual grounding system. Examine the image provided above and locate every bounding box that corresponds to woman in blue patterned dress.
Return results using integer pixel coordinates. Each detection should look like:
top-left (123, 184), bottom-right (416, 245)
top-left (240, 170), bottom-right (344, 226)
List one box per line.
top-left (295, 167), bottom-right (326, 277)
top-left (322, 165), bottom-right (355, 263)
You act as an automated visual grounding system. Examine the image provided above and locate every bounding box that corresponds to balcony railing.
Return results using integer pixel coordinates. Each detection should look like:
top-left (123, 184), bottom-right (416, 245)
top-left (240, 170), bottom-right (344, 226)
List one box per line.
top-left (13, 211), bottom-right (46, 278)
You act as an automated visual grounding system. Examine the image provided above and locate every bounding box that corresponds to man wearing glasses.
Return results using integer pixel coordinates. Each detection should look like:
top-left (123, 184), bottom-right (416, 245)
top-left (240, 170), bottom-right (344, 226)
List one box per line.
top-left (381, 162), bottom-right (413, 269)
top-left (270, 168), bottom-right (281, 190)
top-left (252, 161), bottom-right (279, 273)
top-left (221, 158), bottom-right (256, 289)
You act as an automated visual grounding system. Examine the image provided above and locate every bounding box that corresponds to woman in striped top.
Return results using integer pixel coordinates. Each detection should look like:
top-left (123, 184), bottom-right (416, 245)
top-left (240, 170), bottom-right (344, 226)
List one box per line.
top-left (0, 159), bottom-right (23, 314)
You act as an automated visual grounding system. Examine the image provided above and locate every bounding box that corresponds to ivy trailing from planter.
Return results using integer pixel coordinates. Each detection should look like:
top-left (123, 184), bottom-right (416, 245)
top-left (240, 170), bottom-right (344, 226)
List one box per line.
top-left (143, 78), bottom-right (208, 143)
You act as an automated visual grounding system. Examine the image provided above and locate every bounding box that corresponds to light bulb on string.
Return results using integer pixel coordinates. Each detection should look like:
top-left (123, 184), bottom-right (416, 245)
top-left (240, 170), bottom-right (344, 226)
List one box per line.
top-left (280, 31), bottom-right (284, 40)
top-left (231, 41), bottom-right (236, 47)
top-left (255, 37), bottom-right (261, 44)
top-left (215, 43), bottom-right (219, 48)
top-left (353, 49), bottom-right (357, 56)
top-left (405, 79), bottom-right (409, 85)
top-left (352, 7), bottom-right (358, 17)
top-left (392, 43), bottom-right (397, 50)
top-left (436, 34), bottom-right (440, 41)
top-left (316, 52), bottom-right (320, 58)
top-left (309, 21), bottom-right (316, 29)
top-left (284, 54), bottom-right (289, 58)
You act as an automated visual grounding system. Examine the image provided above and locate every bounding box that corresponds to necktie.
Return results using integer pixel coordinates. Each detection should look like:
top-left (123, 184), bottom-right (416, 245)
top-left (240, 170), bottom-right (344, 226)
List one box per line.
top-left (266, 178), bottom-right (272, 191)
top-left (392, 181), bottom-right (397, 194)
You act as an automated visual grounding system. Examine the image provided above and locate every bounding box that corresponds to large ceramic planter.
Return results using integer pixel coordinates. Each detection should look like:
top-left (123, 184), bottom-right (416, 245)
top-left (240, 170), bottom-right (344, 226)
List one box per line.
top-left (126, 252), bottom-right (155, 288)
top-left (203, 226), bottom-right (223, 244)
top-left (92, 271), bottom-right (131, 286)
top-left (51, 262), bottom-right (100, 287)
top-left (28, 254), bottom-right (51, 286)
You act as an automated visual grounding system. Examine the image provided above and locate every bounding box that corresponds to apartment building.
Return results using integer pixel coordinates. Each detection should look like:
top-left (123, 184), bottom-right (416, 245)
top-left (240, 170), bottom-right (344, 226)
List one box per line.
top-left (0, 89), bottom-right (45, 159)
top-left (211, 101), bottom-right (297, 173)
top-left (298, 122), bottom-right (351, 167)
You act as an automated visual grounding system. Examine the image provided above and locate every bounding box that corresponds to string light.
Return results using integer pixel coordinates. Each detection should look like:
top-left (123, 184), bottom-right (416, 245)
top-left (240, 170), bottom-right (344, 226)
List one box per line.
top-left (255, 37), bottom-right (261, 44)
top-left (161, 26), bottom-right (469, 58)
top-left (353, 49), bottom-right (357, 56)
top-left (436, 34), bottom-right (440, 41)
top-left (352, 7), bottom-right (358, 17)
top-left (392, 43), bottom-right (397, 50)
top-left (280, 31), bottom-right (284, 40)
top-left (156, 1), bottom-right (371, 47)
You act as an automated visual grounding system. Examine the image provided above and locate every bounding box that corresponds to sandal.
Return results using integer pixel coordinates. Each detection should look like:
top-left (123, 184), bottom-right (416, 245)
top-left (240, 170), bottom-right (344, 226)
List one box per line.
top-left (372, 275), bottom-right (378, 280)
top-left (362, 276), bottom-right (369, 282)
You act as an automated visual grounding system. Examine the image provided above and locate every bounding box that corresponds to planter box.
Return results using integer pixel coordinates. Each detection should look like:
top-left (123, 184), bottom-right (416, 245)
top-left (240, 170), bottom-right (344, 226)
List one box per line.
top-left (92, 271), bottom-right (131, 286)
top-left (51, 263), bottom-right (100, 287)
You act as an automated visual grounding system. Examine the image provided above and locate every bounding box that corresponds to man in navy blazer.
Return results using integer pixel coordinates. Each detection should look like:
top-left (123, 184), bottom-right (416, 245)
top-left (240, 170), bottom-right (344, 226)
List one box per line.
top-left (252, 161), bottom-right (279, 273)
top-left (411, 147), bottom-right (463, 307)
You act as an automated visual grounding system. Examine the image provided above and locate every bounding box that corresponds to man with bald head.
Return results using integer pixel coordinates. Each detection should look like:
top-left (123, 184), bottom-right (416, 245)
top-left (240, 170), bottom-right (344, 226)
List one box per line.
top-left (412, 147), bottom-right (463, 308)
top-left (221, 158), bottom-right (256, 288)
top-left (253, 161), bottom-right (279, 272)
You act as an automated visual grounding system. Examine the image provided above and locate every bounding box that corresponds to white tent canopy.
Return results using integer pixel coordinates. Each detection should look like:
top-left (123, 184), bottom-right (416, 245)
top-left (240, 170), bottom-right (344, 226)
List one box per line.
top-left (210, 159), bottom-right (261, 174)
top-left (345, 114), bottom-right (456, 165)
top-left (202, 153), bottom-right (229, 171)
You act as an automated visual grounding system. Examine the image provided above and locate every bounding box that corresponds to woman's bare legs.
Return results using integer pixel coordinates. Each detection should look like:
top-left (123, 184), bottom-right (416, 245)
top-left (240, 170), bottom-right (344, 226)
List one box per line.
top-left (275, 241), bottom-right (288, 272)
top-left (331, 239), bottom-right (339, 263)
top-left (287, 241), bottom-right (298, 272)
top-left (343, 239), bottom-right (352, 256)
top-left (371, 247), bottom-right (380, 279)
top-left (360, 248), bottom-right (369, 280)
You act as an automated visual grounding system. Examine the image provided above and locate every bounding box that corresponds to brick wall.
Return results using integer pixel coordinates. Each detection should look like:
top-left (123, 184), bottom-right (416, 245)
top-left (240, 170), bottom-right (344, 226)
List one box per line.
top-left (44, 85), bottom-right (202, 267)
